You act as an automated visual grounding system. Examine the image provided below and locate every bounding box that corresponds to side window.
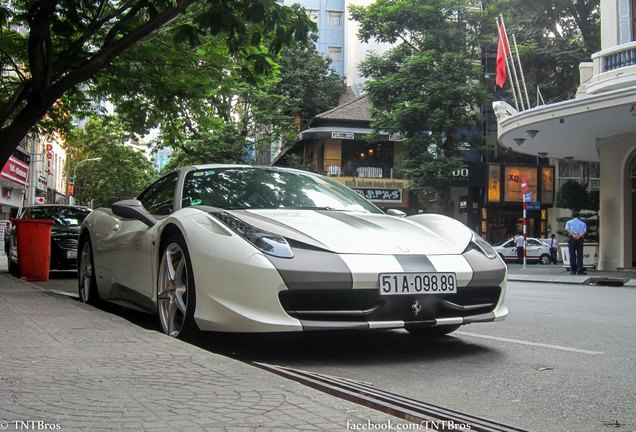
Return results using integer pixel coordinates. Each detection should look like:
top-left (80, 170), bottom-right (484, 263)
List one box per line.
top-left (528, 239), bottom-right (541, 246)
top-left (138, 173), bottom-right (178, 215)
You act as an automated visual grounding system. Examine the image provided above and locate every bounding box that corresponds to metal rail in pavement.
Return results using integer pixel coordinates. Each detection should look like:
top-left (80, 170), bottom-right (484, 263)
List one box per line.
top-left (254, 362), bottom-right (530, 432)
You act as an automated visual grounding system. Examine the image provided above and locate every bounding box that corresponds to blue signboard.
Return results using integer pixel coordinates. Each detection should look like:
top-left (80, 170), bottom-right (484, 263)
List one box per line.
top-left (526, 201), bottom-right (541, 211)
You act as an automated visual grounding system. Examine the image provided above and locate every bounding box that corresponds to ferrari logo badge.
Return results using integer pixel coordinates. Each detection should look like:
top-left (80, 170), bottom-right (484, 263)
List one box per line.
top-left (412, 300), bottom-right (422, 317)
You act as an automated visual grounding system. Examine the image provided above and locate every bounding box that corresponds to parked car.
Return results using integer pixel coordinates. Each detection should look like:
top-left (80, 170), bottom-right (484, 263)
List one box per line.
top-left (79, 165), bottom-right (509, 339)
top-left (6, 205), bottom-right (93, 275)
top-left (493, 237), bottom-right (552, 264)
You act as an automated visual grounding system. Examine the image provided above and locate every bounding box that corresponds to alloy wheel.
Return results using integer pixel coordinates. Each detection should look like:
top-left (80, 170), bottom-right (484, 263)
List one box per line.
top-left (78, 241), bottom-right (93, 303)
top-left (157, 242), bottom-right (189, 337)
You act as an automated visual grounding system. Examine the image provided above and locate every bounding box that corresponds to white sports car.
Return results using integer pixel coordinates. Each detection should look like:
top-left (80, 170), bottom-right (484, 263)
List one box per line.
top-left (79, 165), bottom-right (508, 339)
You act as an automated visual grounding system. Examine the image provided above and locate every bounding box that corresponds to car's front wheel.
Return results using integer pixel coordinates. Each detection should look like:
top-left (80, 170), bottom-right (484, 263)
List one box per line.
top-left (406, 324), bottom-right (460, 337)
top-left (539, 253), bottom-right (552, 265)
top-left (157, 233), bottom-right (197, 339)
top-left (78, 238), bottom-right (100, 305)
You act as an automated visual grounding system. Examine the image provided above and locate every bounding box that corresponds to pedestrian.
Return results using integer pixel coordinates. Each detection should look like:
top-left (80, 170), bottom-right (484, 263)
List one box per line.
top-left (514, 233), bottom-right (525, 264)
top-left (565, 210), bottom-right (587, 275)
top-left (548, 234), bottom-right (559, 264)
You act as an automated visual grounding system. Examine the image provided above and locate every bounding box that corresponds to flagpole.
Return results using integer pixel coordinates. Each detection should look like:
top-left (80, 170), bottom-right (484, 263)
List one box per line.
top-left (500, 15), bottom-right (525, 111)
top-left (537, 86), bottom-right (545, 105)
top-left (496, 16), bottom-right (520, 111)
top-left (512, 34), bottom-right (531, 109)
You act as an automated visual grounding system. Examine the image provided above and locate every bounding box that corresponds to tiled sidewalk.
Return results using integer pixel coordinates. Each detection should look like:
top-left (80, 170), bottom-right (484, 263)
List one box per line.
top-left (0, 274), bottom-right (413, 431)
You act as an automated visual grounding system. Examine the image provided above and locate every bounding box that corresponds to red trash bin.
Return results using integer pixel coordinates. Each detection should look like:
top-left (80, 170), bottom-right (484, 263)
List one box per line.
top-left (14, 219), bottom-right (54, 281)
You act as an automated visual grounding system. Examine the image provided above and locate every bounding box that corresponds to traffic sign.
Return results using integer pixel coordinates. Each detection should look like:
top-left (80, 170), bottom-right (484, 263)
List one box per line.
top-left (524, 192), bottom-right (532, 202)
top-left (527, 201), bottom-right (541, 211)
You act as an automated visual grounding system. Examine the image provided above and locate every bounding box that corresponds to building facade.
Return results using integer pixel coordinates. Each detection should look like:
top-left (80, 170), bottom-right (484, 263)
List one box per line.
top-left (496, 0), bottom-right (636, 270)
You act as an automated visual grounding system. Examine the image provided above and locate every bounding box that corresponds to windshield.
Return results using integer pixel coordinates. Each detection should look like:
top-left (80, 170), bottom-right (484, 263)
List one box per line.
top-left (182, 167), bottom-right (383, 214)
top-left (27, 206), bottom-right (92, 226)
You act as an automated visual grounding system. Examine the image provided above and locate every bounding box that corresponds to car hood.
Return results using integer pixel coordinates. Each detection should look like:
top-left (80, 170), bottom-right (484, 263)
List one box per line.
top-left (51, 225), bottom-right (80, 236)
top-left (225, 209), bottom-right (473, 255)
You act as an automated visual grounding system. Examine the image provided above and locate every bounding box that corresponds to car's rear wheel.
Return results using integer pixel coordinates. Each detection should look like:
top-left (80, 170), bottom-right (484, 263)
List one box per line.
top-left (157, 233), bottom-right (197, 339)
top-left (406, 324), bottom-right (460, 337)
top-left (78, 238), bottom-right (100, 305)
top-left (539, 253), bottom-right (552, 265)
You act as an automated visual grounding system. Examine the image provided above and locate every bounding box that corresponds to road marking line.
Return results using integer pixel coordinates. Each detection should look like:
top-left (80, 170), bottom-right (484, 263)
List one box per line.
top-left (456, 331), bottom-right (604, 355)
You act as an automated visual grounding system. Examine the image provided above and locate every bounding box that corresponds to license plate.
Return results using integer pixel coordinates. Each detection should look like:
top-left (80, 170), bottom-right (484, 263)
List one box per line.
top-left (67, 250), bottom-right (77, 259)
top-left (379, 273), bottom-right (457, 295)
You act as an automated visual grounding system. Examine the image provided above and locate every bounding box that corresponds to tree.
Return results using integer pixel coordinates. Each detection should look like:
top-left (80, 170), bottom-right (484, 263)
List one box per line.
top-left (272, 45), bottom-right (346, 130)
top-left (350, 0), bottom-right (488, 213)
top-left (66, 117), bottom-right (156, 208)
top-left (555, 180), bottom-right (598, 242)
top-left (0, 0), bottom-right (312, 166)
top-left (555, 179), bottom-right (591, 210)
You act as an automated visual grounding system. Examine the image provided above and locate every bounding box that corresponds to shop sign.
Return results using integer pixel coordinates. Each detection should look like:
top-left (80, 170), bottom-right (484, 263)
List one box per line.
top-left (37, 173), bottom-right (48, 190)
top-left (1, 155), bottom-right (29, 186)
top-left (352, 188), bottom-right (402, 203)
top-left (335, 178), bottom-right (411, 206)
top-left (450, 162), bottom-right (487, 186)
top-left (332, 131), bottom-right (355, 140)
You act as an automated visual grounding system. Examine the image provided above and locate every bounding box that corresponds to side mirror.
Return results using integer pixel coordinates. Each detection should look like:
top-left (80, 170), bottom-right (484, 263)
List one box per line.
top-left (112, 200), bottom-right (157, 228)
top-left (386, 208), bottom-right (407, 218)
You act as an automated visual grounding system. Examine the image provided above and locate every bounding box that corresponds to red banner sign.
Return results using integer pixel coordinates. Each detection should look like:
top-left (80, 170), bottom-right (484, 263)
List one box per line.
top-left (1, 155), bottom-right (29, 186)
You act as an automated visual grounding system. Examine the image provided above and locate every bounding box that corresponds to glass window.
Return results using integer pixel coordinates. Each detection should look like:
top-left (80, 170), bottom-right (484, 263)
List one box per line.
top-left (328, 11), bottom-right (343, 26)
top-left (27, 206), bottom-right (92, 226)
top-left (487, 165), bottom-right (501, 202)
top-left (504, 166), bottom-right (537, 202)
top-left (328, 46), bottom-right (343, 62)
top-left (138, 173), bottom-right (178, 215)
top-left (182, 167), bottom-right (382, 214)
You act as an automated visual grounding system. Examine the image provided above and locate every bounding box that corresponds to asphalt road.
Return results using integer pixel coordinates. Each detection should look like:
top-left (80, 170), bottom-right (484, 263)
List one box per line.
top-left (23, 273), bottom-right (636, 432)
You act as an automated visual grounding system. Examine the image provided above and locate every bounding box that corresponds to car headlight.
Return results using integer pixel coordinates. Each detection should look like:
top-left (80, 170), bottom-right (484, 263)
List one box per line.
top-left (210, 211), bottom-right (294, 259)
top-left (467, 232), bottom-right (498, 259)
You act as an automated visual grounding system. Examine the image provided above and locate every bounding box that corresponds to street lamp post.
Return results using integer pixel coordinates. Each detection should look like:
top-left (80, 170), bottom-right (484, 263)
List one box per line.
top-left (69, 157), bottom-right (101, 205)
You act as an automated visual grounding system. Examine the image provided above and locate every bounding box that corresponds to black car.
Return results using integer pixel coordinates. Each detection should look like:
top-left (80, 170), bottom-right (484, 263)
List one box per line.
top-left (5, 205), bottom-right (92, 274)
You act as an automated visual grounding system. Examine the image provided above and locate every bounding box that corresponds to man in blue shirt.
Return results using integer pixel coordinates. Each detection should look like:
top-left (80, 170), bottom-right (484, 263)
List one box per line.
top-left (565, 210), bottom-right (587, 275)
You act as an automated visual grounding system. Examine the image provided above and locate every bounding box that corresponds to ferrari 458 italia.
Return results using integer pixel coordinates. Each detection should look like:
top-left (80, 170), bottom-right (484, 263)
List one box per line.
top-left (79, 165), bottom-right (508, 339)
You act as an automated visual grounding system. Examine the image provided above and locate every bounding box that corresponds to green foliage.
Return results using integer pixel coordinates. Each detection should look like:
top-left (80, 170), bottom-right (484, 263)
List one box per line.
top-left (555, 183), bottom-right (599, 241)
top-left (491, 0), bottom-right (600, 102)
top-left (0, 0), bottom-right (313, 165)
top-left (555, 180), bottom-right (591, 211)
top-left (272, 46), bottom-right (346, 129)
top-left (65, 118), bottom-right (156, 208)
top-left (351, 0), bottom-right (487, 213)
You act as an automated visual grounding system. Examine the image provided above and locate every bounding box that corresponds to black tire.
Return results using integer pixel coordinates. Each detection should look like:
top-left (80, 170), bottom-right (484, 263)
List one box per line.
top-left (78, 237), bottom-right (100, 305)
top-left (539, 254), bottom-right (552, 265)
top-left (157, 233), bottom-right (197, 340)
top-left (406, 324), bottom-right (461, 337)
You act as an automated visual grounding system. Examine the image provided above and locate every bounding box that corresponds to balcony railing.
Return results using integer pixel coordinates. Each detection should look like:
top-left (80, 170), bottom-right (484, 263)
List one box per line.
top-left (585, 41), bottom-right (636, 94)
top-left (603, 46), bottom-right (636, 72)
top-left (318, 159), bottom-right (406, 179)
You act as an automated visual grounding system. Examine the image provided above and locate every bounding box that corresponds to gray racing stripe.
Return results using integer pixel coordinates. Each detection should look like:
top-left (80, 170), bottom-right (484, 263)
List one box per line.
top-left (394, 255), bottom-right (436, 272)
top-left (267, 247), bottom-right (353, 290)
top-left (318, 211), bottom-right (386, 231)
top-left (463, 249), bottom-right (507, 287)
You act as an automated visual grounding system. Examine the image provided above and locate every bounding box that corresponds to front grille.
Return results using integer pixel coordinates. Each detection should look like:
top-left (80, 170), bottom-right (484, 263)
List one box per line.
top-left (54, 238), bottom-right (78, 250)
top-left (279, 287), bottom-right (501, 322)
